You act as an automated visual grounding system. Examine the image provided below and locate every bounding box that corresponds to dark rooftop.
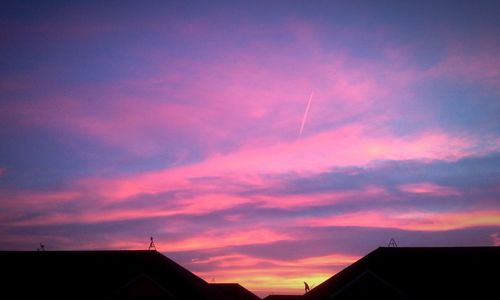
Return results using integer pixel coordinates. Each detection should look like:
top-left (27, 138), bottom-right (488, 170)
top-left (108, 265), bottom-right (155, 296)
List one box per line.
top-left (262, 295), bottom-right (303, 300)
top-left (211, 283), bottom-right (261, 300)
top-left (1, 247), bottom-right (498, 299)
top-left (0, 250), bottom-right (228, 299)
top-left (304, 247), bottom-right (500, 300)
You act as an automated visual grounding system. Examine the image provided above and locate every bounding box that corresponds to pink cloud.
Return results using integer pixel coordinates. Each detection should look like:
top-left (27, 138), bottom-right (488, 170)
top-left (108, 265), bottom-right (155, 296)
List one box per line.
top-left (426, 38), bottom-right (500, 87)
top-left (258, 186), bottom-right (388, 210)
top-left (5, 96), bottom-right (228, 156)
top-left (1, 122), bottom-right (472, 230)
top-left (77, 126), bottom-right (476, 201)
top-left (0, 168), bottom-right (6, 177)
top-left (5, 192), bottom-right (250, 227)
top-left (161, 228), bottom-right (292, 252)
top-left (398, 182), bottom-right (461, 197)
top-left (490, 233), bottom-right (500, 246)
top-left (1, 28), bottom-right (410, 157)
top-left (4, 15), bottom-right (499, 165)
top-left (0, 122), bottom-right (488, 237)
top-left (0, 190), bottom-right (81, 220)
top-left (299, 210), bottom-right (500, 231)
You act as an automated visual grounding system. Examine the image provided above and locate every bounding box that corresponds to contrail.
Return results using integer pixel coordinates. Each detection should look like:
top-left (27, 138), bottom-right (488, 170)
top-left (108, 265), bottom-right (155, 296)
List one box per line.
top-left (299, 92), bottom-right (313, 137)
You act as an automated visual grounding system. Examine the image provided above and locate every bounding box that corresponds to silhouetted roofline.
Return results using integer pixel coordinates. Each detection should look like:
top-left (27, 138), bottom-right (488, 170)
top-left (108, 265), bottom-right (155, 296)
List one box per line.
top-left (304, 246), bottom-right (500, 300)
top-left (210, 282), bottom-right (261, 300)
top-left (0, 249), bottom-right (229, 299)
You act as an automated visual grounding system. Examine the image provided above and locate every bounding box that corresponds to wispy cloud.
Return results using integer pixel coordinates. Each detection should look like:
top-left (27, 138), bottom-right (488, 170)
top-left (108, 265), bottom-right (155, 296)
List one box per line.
top-left (299, 210), bottom-right (500, 231)
top-left (398, 182), bottom-right (460, 196)
top-left (491, 233), bottom-right (500, 246)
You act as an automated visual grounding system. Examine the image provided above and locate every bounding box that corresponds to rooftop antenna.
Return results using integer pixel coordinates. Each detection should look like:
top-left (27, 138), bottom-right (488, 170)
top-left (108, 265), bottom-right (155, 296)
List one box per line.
top-left (388, 238), bottom-right (398, 247)
top-left (37, 243), bottom-right (45, 251)
top-left (148, 236), bottom-right (156, 251)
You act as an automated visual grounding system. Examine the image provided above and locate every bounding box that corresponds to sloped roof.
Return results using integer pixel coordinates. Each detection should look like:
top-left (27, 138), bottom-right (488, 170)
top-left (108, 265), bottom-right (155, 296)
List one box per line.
top-left (262, 295), bottom-right (303, 300)
top-left (304, 247), bottom-right (500, 300)
top-left (0, 250), bottom-right (228, 299)
top-left (211, 283), bottom-right (261, 300)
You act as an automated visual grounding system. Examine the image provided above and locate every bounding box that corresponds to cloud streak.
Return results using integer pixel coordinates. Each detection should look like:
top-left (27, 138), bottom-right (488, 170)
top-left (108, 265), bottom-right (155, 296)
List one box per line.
top-left (299, 92), bottom-right (313, 137)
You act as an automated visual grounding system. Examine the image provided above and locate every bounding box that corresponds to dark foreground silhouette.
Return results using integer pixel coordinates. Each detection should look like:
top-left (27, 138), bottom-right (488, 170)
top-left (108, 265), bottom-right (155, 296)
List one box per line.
top-left (0, 250), bottom-right (235, 299)
top-left (270, 247), bottom-right (500, 300)
top-left (0, 247), bottom-right (498, 299)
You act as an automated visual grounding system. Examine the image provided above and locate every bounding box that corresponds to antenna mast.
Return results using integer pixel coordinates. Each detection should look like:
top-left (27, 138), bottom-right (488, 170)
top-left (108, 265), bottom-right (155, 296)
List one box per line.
top-left (388, 238), bottom-right (398, 247)
top-left (148, 236), bottom-right (156, 251)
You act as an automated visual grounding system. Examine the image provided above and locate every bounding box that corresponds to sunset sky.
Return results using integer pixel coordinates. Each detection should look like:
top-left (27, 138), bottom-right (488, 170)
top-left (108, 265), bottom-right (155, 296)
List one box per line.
top-left (1, 0), bottom-right (500, 296)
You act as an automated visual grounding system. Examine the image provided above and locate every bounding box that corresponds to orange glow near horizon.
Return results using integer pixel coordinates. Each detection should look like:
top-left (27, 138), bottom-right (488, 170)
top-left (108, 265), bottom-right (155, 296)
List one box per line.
top-left (191, 252), bottom-right (360, 296)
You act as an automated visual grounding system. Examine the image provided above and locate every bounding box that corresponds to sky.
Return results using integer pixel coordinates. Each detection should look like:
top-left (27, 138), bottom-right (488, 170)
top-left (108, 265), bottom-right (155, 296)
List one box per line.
top-left (1, 0), bottom-right (500, 296)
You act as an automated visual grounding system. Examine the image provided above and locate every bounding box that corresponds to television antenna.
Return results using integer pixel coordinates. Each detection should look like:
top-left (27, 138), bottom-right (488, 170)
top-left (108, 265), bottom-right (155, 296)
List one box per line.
top-left (388, 238), bottom-right (398, 247)
top-left (148, 236), bottom-right (156, 251)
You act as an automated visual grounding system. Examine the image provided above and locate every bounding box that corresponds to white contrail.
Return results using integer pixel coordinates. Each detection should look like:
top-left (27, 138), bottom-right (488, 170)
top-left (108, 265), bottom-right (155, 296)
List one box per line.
top-left (299, 92), bottom-right (313, 137)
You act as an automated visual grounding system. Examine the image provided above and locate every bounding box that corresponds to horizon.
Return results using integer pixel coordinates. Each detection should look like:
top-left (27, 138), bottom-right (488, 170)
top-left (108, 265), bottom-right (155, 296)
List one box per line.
top-left (1, 0), bottom-right (500, 296)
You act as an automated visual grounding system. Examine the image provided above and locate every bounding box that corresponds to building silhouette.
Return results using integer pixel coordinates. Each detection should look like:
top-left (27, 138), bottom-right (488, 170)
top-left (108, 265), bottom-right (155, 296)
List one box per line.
top-left (263, 296), bottom-right (302, 300)
top-left (0, 250), bottom-right (228, 299)
top-left (0, 247), bottom-right (498, 299)
top-left (211, 283), bottom-right (260, 300)
top-left (305, 247), bottom-right (499, 300)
